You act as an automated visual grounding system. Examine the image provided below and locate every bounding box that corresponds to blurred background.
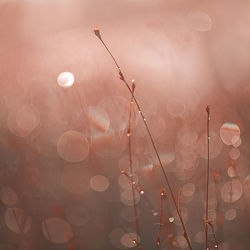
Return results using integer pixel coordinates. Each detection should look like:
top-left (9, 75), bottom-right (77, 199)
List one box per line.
top-left (0, 0), bottom-right (250, 249)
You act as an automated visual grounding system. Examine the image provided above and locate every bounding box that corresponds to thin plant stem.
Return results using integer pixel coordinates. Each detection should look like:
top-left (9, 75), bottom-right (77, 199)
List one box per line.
top-left (94, 28), bottom-right (192, 250)
top-left (127, 84), bottom-right (142, 249)
top-left (157, 187), bottom-right (167, 249)
top-left (205, 105), bottom-right (210, 250)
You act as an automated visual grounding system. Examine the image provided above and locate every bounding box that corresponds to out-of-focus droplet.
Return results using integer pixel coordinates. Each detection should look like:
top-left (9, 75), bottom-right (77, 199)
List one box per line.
top-left (243, 175), bottom-right (250, 198)
top-left (57, 72), bottom-right (75, 88)
top-left (90, 175), bottom-right (109, 192)
top-left (8, 105), bottom-right (40, 138)
top-left (197, 132), bottom-right (223, 159)
top-left (42, 217), bottom-right (73, 243)
top-left (187, 11), bottom-right (212, 31)
top-left (57, 130), bottom-right (89, 163)
top-left (221, 179), bottom-right (243, 203)
top-left (227, 166), bottom-right (236, 178)
top-left (229, 148), bottom-right (240, 160)
top-left (152, 210), bottom-right (158, 216)
top-left (169, 217), bottom-right (174, 223)
top-left (120, 233), bottom-right (140, 248)
top-left (138, 188), bottom-right (144, 195)
top-left (220, 123), bottom-right (240, 146)
top-left (120, 189), bottom-right (140, 206)
top-left (5, 208), bottom-right (31, 234)
top-left (232, 135), bottom-right (241, 147)
top-left (225, 208), bottom-right (237, 221)
top-left (118, 173), bottom-right (138, 190)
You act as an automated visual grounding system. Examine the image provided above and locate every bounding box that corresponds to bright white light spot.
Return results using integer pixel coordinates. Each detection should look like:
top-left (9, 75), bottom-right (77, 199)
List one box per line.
top-left (169, 217), bottom-right (174, 223)
top-left (57, 72), bottom-right (75, 88)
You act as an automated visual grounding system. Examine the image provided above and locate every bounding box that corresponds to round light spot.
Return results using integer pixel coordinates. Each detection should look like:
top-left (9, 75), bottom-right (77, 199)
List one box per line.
top-left (221, 179), bottom-right (243, 203)
top-left (42, 217), bottom-right (73, 243)
top-left (90, 175), bottom-right (109, 192)
top-left (57, 130), bottom-right (89, 163)
top-left (197, 132), bottom-right (223, 159)
top-left (120, 189), bottom-right (140, 206)
top-left (243, 175), bottom-right (250, 198)
top-left (57, 72), bottom-right (74, 88)
top-left (169, 217), bottom-right (174, 223)
top-left (152, 210), bottom-right (158, 216)
top-left (118, 173), bottom-right (138, 190)
top-left (4, 208), bottom-right (31, 234)
top-left (8, 105), bottom-right (40, 138)
top-left (187, 11), bottom-right (212, 31)
top-left (232, 135), bottom-right (241, 148)
top-left (227, 166), bottom-right (236, 178)
top-left (229, 148), bottom-right (240, 160)
top-left (120, 233), bottom-right (140, 248)
top-left (220, 123), bottom-right (240, 146)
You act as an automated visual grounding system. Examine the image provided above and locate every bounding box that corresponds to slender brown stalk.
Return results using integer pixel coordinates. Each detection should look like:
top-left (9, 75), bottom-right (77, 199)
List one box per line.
top-left (207, 221), bottom-right (219, 249)
top-left (127, 81), bottom-right (142, 249)
top-left (156, 187), bottom-right (167, 249)
top-left (205, 105), bottom-right (210, 250)
top-left (94, 28), bottom-right (192, 250)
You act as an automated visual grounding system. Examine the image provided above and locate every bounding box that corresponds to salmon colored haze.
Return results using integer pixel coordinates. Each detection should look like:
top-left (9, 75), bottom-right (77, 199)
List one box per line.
top-left (0, 0), bottom-right (250, 250)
